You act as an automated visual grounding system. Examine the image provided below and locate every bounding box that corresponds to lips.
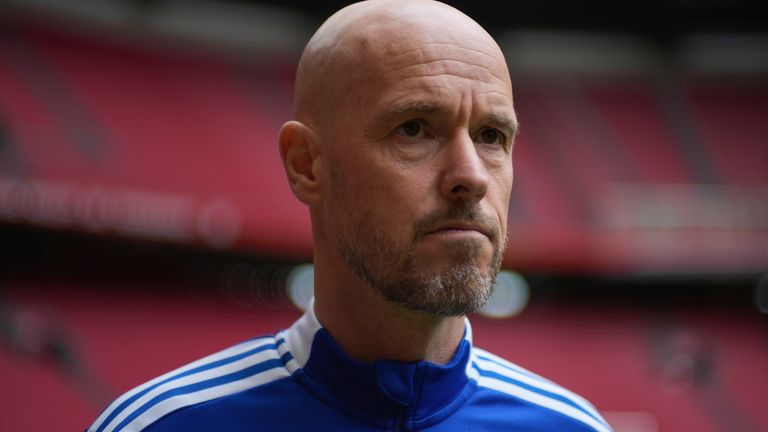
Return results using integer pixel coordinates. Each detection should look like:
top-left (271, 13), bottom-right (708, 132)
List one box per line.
top-left (425, 221), bottom-right (491, 238)
top-left (414, 206), bottom-right (499, 243)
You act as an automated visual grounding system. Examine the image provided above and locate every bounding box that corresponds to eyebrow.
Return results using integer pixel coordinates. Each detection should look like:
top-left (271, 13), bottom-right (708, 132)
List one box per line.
top-left (384, 101), bottom-right (440, 123)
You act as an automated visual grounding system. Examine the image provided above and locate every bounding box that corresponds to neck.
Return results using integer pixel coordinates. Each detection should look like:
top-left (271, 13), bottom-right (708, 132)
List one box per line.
top-left (313, 262), bottom-right (466, 365)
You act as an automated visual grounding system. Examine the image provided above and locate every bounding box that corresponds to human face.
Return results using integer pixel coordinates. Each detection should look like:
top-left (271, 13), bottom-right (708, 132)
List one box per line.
top-left (321, 23), bottom-right (516, 316)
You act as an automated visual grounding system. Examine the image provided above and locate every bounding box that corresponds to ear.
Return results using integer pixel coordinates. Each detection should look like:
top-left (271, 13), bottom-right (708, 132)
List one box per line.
top-left (279, 120), bottom-right (322, 205)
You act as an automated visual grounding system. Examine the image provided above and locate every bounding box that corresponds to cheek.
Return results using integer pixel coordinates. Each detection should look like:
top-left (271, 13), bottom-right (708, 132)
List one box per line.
top-left (364, 169), bottom-right (432, 232)
top-left (490, 157), bottom-right (514, 193)
top-left (490, 164), bottom-right (514, 221)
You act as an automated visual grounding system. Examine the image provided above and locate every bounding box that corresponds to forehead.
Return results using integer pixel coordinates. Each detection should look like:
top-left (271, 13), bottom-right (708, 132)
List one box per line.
top-left (386, 33), bottom-right (509, 83)
top-left (346, 28), bottom-right (514, 116)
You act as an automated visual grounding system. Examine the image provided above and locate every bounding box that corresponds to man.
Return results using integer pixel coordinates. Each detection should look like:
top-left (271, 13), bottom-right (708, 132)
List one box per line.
top-left (87, 1), bottom-right (612, 431)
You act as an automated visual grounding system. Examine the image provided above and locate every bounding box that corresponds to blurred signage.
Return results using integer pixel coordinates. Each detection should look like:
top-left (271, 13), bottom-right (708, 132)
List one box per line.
top-left (0, 177), bottom-right (241, 249)
top-left (596, 183), bottom-right (768, 272)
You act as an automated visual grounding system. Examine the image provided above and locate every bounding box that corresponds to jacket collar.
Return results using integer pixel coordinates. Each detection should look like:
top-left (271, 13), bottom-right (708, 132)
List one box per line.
top-left (281, 299), bottom-right (476, 425)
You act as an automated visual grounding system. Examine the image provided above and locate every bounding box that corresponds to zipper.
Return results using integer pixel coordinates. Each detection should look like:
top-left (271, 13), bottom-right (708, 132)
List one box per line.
top-left (393, 407), bottom-right (407, 432)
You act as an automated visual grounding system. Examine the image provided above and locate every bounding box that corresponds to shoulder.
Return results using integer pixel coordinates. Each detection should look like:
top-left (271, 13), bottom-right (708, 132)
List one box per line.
top-left (468, 347), bottom-right (612, 432)
top-left (87, 333), bottom-right (292, 432)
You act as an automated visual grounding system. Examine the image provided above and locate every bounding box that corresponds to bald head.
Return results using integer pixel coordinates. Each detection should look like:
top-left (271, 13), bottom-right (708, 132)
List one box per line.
top-left (293, 0), bottom-right (511, 131)
top-left (279, 0), bottom-right (517, 322)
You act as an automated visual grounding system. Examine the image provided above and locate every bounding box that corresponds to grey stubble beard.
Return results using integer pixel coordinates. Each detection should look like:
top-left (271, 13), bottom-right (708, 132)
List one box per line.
top-left (330, 171), bottom-right (506, 316)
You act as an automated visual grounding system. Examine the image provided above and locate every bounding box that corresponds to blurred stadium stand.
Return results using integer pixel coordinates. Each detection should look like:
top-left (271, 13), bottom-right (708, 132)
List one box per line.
top-left (0, 1), bottom-right (766, 431)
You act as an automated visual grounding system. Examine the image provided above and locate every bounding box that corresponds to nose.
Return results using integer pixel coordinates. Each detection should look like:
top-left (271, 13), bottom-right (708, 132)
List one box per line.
top-left (439, 134), bottom-right (489, 202)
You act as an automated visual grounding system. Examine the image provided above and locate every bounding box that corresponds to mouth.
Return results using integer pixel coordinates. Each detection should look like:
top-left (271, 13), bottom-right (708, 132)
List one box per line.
top-left (424, 221), bottom-right (491, 239)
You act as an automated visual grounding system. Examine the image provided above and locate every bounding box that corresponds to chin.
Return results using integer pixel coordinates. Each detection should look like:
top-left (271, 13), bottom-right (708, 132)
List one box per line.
top-left (420, 251), bottom-right (494, 275)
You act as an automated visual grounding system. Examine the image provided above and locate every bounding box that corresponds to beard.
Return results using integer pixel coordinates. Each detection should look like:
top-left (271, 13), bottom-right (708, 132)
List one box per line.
top-left (329, 172), bottom-right (506, 317)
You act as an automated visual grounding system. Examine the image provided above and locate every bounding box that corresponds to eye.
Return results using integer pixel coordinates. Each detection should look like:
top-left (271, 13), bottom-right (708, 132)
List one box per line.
top-left (478, 127), bottom-right (505, 146)
top-left (398, 120), bottom-right (425, 138)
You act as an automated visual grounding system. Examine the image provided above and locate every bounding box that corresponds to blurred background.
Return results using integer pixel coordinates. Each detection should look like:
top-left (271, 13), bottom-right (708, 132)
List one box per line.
top-left (0, 0), bottom-right (766, 431)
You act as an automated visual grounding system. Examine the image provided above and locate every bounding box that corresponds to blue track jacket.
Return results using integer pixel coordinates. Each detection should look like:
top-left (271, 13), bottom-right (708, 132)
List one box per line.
top-left (87, 302), bottom-right (612, 432)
